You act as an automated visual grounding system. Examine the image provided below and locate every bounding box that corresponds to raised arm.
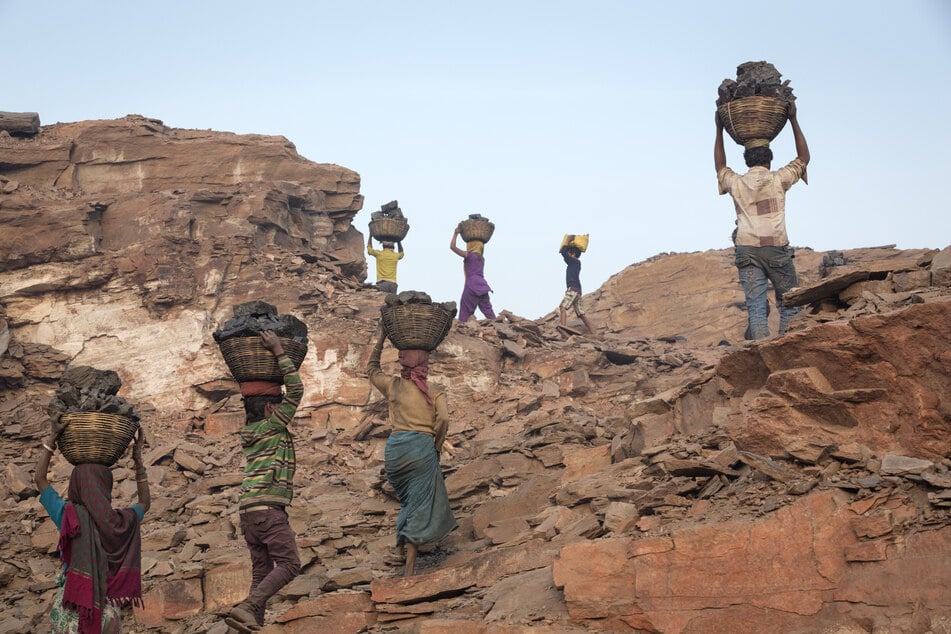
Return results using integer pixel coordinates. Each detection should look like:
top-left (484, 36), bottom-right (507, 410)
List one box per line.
top-left (787, 101), bottom-right (810, 165)
top-left (433, 392), bottom-right (449, 454)
top-left (34, 415), bottom-right (67, 492)
top-left (365, 325), bottom-right (390, 394)
top-left (450, 228), bottom-right (466, 258)
top-left (367, 234), bottom-right (373, 249)
top-left (714, 111), bottom-right (727, 173)
top-left (261, 330), bottom-right (304, 422)
top-left (397, 241), bottom-right (404, 254)
top-left (365, 326), bottom-right (385, 373)
top-left (132, 427), bottom-right (151, 514)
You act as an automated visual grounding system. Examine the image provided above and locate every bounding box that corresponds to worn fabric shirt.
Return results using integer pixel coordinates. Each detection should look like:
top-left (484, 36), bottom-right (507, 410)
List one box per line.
top-left (563, 252), bottom-right (582, 292)
top-left (368, 246), bottom-right (404, 283)
top-left (239, 354), bottom-right (304, 509)
top-left (717, 158), bottom-right (806, 247)
top-left (366, 339), bottom-right (450, 452)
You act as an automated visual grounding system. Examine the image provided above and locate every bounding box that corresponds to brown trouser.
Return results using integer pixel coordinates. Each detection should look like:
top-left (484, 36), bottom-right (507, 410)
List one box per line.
top-left (240, 506), bottom-right (301, 621)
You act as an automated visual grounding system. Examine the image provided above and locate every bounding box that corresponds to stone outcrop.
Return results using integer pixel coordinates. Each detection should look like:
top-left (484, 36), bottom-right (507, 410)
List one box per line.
top-left (717, 301), bottom-right (951, 460)
top-left (555, 490), bottom-right (950, 633)
top-left (1, 118), bottom-right (949, 633)
top-left (1, 115), bottom-right (366, 427)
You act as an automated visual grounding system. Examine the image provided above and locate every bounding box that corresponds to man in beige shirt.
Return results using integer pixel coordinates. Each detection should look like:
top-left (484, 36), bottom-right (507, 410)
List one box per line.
top-left (715, 100), bottom-right (810, 340)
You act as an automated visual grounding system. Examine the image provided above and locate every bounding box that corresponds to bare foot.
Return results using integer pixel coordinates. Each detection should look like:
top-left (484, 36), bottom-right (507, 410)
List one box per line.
top-left (404, 542), bottom-right (418, 577)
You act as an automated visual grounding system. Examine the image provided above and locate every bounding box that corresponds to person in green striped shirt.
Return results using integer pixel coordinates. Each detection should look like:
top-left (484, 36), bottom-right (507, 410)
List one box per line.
top-left (226, 330), bottom-right (304, 633)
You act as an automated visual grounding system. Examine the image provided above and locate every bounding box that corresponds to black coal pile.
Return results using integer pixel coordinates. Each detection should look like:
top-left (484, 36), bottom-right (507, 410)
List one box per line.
top-left (370, 200), bottom-right (407, 222)
top-left (464, 213), bottom-right (491, 223)
top-left (716, 61), bottom-right (795, 106)
top-left (819, 251), bottom-right (849, 278)
top-left (212, 301), bottom-right (309, 343)
top-left (383, 290), bottom-right (457, 316)
top-left (46, 365), bottom-right (140, 420)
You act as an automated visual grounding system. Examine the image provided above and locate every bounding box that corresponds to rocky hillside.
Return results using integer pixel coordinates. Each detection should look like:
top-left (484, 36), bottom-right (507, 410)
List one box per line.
top-left (0, 118), bottom-right (949, 634)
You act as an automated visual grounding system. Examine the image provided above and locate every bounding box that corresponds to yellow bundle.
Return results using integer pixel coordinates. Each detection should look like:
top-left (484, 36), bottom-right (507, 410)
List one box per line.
top-left (560, 234), bottom-right (589, 253)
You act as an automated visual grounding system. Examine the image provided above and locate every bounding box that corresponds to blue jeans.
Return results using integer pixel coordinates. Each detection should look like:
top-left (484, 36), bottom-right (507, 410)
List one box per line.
top-left (734, 245), bottom-right (801, 340)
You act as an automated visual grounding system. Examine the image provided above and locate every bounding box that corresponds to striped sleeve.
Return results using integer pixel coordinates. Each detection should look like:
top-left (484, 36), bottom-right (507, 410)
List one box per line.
top-left (237, 353), bottom-right (303, 507)
top-left (273, 354), bottom-right (303, 426)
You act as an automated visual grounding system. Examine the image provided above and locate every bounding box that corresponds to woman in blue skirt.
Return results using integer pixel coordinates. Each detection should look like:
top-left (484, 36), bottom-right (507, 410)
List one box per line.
top-left (366, 326), bottom-right (457, 576)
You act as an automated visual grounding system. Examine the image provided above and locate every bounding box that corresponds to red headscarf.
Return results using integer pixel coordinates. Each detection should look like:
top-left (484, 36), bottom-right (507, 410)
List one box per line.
top-left (239, 381), bottom-right (282, 397)
top-left (59, 464), bottom-right (142, 634)
top-left (398, 349), bottom-right (432, 405)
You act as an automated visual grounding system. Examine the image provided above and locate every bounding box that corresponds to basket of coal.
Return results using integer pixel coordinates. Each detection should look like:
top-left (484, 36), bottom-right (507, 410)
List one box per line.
top-left (380, 291), bottom-right (457, 351)
top-left (458, 214), bottom-right (495, 243)
top-left (47, 365), bottom-right (141, 467)
top-left (369, 200), bottom-right (410, 242)
top-left (214, 300), bottom-right (309, 383)
top-left (716, 61), bottom-right (794, 149)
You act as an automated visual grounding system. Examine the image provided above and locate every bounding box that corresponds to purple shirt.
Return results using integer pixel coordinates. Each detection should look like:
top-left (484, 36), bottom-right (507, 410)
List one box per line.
top-left (463, 252), bottom-right (492, 295)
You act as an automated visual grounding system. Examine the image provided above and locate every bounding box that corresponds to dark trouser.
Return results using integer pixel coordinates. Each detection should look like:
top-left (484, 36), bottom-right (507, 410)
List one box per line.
top-left (240, 507), bottom-right (301, 623)
top-left (377, 280), bottom-right (398, 294)
top-left (734, 245), bottom-right (801, 340)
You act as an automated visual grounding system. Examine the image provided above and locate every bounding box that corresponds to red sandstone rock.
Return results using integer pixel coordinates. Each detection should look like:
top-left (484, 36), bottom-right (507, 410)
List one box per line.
top-left (553, 490), bottom-right (951, 632)
top-left (1, 118), bottom-right (949, 633)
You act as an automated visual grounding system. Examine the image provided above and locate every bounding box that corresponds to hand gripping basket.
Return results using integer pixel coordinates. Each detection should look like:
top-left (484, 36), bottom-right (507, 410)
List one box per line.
top-left (218, 336), bottom-right (308, 383)
top-left (369, 217), bottom-right (410, 242)
top-left (58, 412), bottom-right (140, 467)
top-left (381, 303), bottom-right (456, 351)
top-left (458, 218), bottom-right (495, 243)
top-left (717, 96), bottom-right (788, 148)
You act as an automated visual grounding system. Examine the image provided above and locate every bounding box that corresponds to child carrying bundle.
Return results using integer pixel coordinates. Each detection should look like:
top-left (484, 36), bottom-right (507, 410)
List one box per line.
top-left (559, 234), bottom-right (595, 334)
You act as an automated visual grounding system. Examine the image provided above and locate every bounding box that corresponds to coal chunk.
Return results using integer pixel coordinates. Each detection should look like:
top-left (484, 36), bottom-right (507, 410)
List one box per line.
top-left (60, 366), bottom-right (121, 396)
top-left (47, 365), bottom-right (140, 420)
top-left (213, 301), bottom-right (309, 343)
top-left (233, 300), bottom-right (278, 318)
top-left (383, 290), bottom-right (456, 316)
top-left (819, 251), bottom-right (849, 278)
top-left (370, 200), bottom-right (406, 221)
top-left (716, 61), bottom-right (795, 106)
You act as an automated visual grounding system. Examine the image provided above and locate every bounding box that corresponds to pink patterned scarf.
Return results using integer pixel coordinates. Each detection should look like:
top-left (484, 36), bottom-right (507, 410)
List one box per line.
top-left (398, 349), bottom-right (432, 405)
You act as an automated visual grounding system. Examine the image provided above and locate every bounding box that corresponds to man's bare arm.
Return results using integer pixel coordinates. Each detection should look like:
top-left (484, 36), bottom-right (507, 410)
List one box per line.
top-left (787, 101), bottom-right (810, 165)
top-left (714, 111), bottom-right (727, 173)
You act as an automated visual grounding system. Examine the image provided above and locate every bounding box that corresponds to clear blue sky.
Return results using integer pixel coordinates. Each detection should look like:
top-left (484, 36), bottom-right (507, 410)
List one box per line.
top-left (4, 1), bottom-right (950, 319)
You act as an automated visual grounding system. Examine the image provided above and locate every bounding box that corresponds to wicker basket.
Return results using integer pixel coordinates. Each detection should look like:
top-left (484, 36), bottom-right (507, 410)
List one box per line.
top-left (458, 218), bottom-right (495, 243)
top-left (717, 96), bottom-right (788, 148)
top-left (58, 412), bottom-right (139, 467)
top-left (381, 303), bottom-right (456, 351)
top-left (218, 336), bottom-right (308, 383)
top-left (369, 217), bottom-right (409, 242)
